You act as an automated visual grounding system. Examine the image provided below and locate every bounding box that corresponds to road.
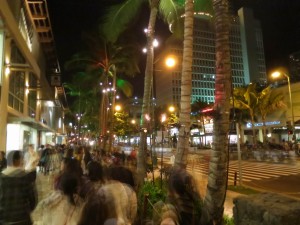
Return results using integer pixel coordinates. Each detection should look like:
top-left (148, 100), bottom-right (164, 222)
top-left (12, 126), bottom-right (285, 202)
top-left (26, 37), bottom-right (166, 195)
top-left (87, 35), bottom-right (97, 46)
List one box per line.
top-left (159, 150), bottom-right (300, 199)
top-left (186, 158), bottom-right (300, 184)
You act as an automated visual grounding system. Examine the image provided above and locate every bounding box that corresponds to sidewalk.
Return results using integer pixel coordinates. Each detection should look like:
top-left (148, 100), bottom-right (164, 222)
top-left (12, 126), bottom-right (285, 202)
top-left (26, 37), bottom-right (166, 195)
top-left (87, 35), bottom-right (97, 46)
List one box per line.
top-left (148, 167), bottom-right (240, 217)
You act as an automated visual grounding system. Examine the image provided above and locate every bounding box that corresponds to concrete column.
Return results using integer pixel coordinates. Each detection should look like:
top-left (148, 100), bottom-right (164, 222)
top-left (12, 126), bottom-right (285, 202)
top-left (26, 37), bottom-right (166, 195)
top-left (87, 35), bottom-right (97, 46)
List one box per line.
top-left (0, 36), bottom-right (11, 152)
top-left (23, 70), bottom-right (29, 116)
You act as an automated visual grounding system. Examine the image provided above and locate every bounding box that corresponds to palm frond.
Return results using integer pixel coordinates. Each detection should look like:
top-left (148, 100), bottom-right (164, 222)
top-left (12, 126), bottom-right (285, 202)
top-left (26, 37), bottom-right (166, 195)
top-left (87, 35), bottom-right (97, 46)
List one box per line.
top-left (194, 0), bottom-right (213, 14)
top-left (159, 0), bottom-right (182, 24)
top-left (101, 0), bottom-right (145, 43)
top-left (117, 78), bottom-right (133, 97)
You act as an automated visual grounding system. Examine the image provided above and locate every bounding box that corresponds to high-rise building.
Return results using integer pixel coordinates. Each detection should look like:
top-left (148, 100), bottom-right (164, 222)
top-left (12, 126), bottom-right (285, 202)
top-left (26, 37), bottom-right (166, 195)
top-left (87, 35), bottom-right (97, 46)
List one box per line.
top-left (155, 7), bottom-right (267, 107)
top-left (289, 51), bottom-right (300, 82)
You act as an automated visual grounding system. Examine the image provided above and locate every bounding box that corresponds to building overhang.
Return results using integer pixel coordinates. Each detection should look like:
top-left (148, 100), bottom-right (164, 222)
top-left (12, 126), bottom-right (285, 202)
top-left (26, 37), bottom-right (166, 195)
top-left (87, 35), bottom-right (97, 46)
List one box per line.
top-left (7, 116), bottom-right (55, 133)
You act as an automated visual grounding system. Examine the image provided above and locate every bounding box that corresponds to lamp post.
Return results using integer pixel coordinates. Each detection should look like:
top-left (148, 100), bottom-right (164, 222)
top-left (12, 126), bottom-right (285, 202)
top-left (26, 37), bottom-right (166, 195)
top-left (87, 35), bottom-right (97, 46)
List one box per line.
top-left (271, 71), bottom-right (295, 140)
top-left (160, 113), bottom-right (166, 188)
top-left (76, 113), bottom-right (82, 145)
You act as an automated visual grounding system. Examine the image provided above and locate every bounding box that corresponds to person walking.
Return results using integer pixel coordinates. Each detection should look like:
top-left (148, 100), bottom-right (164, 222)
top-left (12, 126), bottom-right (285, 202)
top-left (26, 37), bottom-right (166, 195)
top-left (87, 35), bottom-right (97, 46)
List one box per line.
top-left (0, 151), bottom-right (7, 172)
top-left (32, 172), bottom-right (84, 225)
top-left (0, 150), bottom-right (37, 225)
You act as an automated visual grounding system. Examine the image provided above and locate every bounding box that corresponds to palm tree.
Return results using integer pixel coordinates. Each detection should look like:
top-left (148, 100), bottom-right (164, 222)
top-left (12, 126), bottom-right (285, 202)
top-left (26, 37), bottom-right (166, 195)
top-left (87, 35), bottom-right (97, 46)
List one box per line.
top-left (232, 83), bottom-right (259, 146)
top-left (65, 32), bottom-right (139, 150)
top-left (232, 108), bottom-right (251, 146)
top-left (103, 0), bottom-right (214, 181)
top-left (102, 0), bottom-right (181, 186)
top-left (257, 86), bottom-right (286, 144)
top-left (64, 81), bottom-right (100, 142)
top-left (174, 0), bottom-right (194, 168)
top-left (202, 0), bottom-right (232, 224)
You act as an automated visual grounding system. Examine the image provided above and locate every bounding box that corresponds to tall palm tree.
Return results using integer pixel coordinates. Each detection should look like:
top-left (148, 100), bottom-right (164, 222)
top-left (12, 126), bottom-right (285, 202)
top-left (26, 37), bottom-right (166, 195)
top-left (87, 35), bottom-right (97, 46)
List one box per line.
top-left (202, 0), bottom-right (232, 224)
top-left (102, 0), bottom-right (181, 186)
top-left (65, 32), bottom-right (139, 150)
top-left (174, 0), bottom-right (194, 168)
top-left (103, 0), bottom-right (214, 181)
top-left (64, 81), bottom-right (100, 141)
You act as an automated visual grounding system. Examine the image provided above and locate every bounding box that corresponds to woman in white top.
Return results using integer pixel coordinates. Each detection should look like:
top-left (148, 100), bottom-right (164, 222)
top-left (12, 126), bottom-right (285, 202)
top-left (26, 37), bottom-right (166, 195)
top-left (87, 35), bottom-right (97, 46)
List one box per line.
top-left (32, 172), bottom-right (84, 225)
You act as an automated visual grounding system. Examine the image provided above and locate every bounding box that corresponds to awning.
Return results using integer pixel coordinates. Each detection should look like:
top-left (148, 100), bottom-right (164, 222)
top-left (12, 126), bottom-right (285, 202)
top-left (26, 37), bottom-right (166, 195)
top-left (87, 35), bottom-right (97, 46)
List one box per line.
top-left (7, 116), bottom-right (55, 132)
top-left (295, 120), bottom-right (300, 125)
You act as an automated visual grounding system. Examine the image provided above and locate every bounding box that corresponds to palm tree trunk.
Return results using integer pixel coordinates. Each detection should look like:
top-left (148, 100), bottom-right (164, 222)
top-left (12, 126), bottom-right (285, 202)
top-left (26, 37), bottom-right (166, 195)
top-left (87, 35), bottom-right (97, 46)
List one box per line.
top-left (174, 0), bottom-right (194, 168)
top-left (239, 122), bottom-right (244, 144)
top-left (108, 66), bottom-right (117, 152)
top-left (100, 76), bottom-right (109, 150)
top-left (137, 0), bottom-right (159, 187)
top-left (250, 111), bottom-right (257, 146)
top-left (202, 0), bottom-right (232, 224)
top-left (262, 116), bottom-right (268, 147)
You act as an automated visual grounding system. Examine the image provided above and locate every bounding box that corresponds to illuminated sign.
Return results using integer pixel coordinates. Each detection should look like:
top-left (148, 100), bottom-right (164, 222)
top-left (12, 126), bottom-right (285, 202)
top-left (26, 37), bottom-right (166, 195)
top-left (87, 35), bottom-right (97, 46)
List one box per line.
top-left (246, 121), bottom-right (281, 128)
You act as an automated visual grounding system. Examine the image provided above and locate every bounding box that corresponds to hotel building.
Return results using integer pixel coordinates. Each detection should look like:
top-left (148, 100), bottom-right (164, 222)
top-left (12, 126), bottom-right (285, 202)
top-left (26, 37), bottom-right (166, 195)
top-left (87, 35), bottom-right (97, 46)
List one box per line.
top-left (154, 7), bottom-right (267, 145)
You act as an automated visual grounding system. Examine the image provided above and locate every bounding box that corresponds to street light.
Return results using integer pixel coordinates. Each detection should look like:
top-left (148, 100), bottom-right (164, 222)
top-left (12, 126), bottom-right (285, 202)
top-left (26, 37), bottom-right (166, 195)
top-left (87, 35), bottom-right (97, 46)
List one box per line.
top-left (165, 57), bottom-right (176, 68)
top-left (160, 113), bottom-right (166, 188)
top-left (271, 71), bottom-right (295, 139)
top-left (115, 104), bottom-right (122, 112)
top-left (168, 106), bottom-right (175, 113)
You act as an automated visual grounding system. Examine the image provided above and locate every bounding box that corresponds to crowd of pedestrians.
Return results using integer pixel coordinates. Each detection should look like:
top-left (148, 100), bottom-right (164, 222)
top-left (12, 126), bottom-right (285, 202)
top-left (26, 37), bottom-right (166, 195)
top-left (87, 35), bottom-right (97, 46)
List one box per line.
top-left (0, 144), bottom-right (206, 225)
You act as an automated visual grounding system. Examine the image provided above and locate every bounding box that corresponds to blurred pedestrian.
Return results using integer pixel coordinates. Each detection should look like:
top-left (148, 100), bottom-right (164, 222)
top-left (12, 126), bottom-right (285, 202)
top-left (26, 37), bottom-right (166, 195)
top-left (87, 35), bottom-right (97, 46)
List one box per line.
top-left (0, 151), bottom-right (7, 172)
top-left (24, 144), bottom-right (40, 172)
top-left (0, 150), bottom-right (37, 225)
top-left (54, 157), bottom-right (94, 199)
top-left (82, 147), bottom-right (92, 174)
top-left (106, 166), bottom-right (137, 224)
top-left (152, 201), bottom-right (179, 225)
top-left (77, 184), bottom-right (125, 225)
top-left (82, 161), bottom-right (106, 199)
top-left (32, 172), bottom-right (84, 225)
top-left (39, 147), bottom-right (50, 174)
top-left (65, 148), bottom-right (74, 159)
top-left (37, 144), bottom-right (45, 159)
top-left (166, 168), bottom-right (202, 225)
top-left (170, 152), bottom-right (175, 167)
top-left (121, 151), bottom-right (126, 165)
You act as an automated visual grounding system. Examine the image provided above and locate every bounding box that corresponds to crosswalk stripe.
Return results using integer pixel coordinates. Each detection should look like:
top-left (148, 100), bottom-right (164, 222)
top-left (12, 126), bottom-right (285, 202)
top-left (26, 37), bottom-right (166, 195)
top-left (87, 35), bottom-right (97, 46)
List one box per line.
top-left (229, 170), bottom-right (297, 176)
top-left (185, 160), bottom-right (300, 182)
top-left (228, 171), bottom-right (270, 178)
top-left (229, 165), bottom-right (299, 172)
top-left (229, 166), bottom-right (299, 174)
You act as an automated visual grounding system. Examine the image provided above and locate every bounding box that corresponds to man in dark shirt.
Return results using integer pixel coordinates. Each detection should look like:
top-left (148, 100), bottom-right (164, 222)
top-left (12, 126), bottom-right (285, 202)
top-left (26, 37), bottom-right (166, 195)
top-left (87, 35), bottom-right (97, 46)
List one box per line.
top-left (0, 151), bottom-right (7, 172)
top-left (0, 150), bottom-right (37, 225)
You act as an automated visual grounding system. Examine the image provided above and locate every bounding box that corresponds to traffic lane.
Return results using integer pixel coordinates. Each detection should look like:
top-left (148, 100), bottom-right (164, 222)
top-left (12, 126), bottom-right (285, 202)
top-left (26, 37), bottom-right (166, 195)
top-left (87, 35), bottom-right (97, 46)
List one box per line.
top-left (245, 173), bottom-right (300, 200)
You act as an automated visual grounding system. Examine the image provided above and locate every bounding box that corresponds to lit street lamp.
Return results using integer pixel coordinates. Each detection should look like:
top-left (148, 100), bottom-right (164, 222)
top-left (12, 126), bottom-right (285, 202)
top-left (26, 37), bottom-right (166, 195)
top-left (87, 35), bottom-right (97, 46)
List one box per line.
top-left (271, 71), bottom-right (295, 139)
top-left (168, 105), bottom-right (175, 113)
top-left (115, 104), bottom-right (121, 112)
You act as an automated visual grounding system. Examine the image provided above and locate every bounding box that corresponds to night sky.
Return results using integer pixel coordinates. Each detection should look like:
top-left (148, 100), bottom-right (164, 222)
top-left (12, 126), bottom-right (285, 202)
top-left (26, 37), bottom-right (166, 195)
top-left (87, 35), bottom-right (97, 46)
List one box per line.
top-left (47, 0), bottom-right (300, 97)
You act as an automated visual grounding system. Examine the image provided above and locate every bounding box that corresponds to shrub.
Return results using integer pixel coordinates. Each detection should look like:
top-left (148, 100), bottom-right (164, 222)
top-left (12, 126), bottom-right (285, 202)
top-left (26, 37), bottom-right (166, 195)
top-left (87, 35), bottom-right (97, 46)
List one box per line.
top-left (223, 215), bottom-right (234, 225)
top-left (137, 178), bottom-right (168, 221)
